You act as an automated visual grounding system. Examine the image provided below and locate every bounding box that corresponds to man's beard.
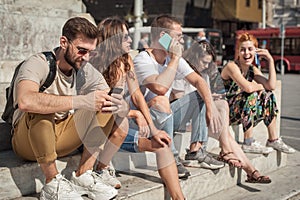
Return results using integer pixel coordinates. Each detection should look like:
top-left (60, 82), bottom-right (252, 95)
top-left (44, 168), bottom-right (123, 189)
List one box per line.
top-left (64, 46), bottom-right (80, 71)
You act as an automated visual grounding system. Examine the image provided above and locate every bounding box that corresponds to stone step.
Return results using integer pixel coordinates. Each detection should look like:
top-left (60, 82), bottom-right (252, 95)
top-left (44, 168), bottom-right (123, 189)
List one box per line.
top-left (0, 80), bottom-right (283, 199)
top-left (0, 148), bottom-right (287, 200)
top-left (0, 114), bottom-right (285, 199)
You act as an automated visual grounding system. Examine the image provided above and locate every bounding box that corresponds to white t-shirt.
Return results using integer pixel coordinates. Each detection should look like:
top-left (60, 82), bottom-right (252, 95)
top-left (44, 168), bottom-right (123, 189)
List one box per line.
top-left (133, 51), bottom-right (194, 103)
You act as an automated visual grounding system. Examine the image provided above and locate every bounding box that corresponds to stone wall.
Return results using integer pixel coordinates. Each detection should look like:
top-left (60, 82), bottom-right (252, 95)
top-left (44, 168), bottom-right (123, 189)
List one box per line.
top-left (0, 0), bottom-right (88, 115)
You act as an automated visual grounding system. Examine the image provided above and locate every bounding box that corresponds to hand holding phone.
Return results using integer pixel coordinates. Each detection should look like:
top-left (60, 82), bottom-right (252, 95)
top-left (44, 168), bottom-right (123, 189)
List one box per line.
top-left (108, 87), bottom-right (123, 95)
top-left (158, 33), bottom-right (172, 50)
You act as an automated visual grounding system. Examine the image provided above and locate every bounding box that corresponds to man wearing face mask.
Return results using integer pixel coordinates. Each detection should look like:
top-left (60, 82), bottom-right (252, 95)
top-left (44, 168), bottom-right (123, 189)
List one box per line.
top-left (11, 17), bottom-right (129, 200)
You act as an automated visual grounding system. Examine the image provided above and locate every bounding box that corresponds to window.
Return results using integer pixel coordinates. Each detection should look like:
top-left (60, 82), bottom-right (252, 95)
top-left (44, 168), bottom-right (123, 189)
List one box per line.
top-left (268, 38), bottom-right (281, 54)
top-left (258, 0), bottom-right (262, 9)
top-left (246, 0), bottom-right (250, 7)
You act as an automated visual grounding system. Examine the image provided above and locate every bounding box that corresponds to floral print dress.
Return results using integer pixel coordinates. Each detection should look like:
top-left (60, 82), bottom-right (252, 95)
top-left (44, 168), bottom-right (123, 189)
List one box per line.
top-left (222, 64), bottom-right (278, 132)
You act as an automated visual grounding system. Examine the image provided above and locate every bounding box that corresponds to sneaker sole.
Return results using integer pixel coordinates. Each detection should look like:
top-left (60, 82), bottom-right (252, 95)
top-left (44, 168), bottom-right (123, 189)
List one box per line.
top-left (242, 149), bottom-right (273, 154)
top-left (177, 168), bottom-right (191, 179)
top-left (73, 185), bottom-right (118, 200)
top-left (183, 160), bottom-right (225, 170)
top-left (178, 172), bottom-right (191, 179)
top-left (40, 191), bottom-right (84, 200)
top-left (267, 147), bottom-right (296, 154)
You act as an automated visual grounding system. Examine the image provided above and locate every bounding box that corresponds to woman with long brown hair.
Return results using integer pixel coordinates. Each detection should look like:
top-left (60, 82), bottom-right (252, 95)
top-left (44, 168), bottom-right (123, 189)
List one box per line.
top-left (91, 16), bottom-right (185, 200)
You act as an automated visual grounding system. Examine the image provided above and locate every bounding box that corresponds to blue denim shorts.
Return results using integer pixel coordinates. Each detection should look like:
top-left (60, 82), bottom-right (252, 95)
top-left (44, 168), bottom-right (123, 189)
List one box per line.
top-left (119, 127), bottom-right (140, 153)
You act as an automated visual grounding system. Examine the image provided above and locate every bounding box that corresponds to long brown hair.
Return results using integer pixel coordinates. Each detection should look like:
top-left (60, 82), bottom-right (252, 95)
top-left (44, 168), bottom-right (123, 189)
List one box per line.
top-left (91, 16), bottom-right (131, 88)
top-left (183, 40), bottom-right (216, 76)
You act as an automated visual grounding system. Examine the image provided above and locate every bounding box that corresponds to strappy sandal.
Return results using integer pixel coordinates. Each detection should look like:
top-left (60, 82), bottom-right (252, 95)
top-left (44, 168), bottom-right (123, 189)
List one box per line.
top-left (246, 170), bottom-right (271, 184)
top-left (218, 152), bottom-right (243, 168)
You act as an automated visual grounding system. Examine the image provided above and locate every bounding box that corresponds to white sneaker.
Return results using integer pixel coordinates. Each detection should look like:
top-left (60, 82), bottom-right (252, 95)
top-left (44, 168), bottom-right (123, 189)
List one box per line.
top-left (70, 170), bottom-right (118, 200)
top-left (242, 140), bottom-right (274, 154)
top-left (40, 173), bottom-right (83, 200)
top-left (266, 137), bottom-right (296, 154)
top-left (95, 166), bottom-right (121, 189)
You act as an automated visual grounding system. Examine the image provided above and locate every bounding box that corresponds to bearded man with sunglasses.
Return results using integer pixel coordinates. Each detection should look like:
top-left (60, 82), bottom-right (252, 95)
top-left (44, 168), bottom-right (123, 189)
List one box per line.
top-left (11, 17), bottom-right (129, 200)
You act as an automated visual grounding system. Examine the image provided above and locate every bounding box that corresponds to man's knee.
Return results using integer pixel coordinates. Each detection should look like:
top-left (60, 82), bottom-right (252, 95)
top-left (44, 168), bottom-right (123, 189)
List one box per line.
top-left (149, 96), bottom-right (171, 113)
top-left (26, 113), bottom-right (55, 126)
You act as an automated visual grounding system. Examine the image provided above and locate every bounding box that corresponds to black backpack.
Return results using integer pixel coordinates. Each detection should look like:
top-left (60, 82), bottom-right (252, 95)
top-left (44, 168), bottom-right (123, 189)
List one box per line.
top-left (1, 52), bottom-right (57, 124)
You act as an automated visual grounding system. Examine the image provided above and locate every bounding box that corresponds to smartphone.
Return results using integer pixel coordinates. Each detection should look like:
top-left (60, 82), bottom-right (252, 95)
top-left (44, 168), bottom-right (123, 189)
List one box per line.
top-left (158, 33), bottom-right (172, 50)
top-left (255, 53), bottom-right (260, 66)
top-left (108, 87), bottom-right (123, 95)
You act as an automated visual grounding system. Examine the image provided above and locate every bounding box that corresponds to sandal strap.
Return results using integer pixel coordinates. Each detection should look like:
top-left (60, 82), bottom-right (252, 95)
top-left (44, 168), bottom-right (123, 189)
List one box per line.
top-left (219, 152), bottom-right (234, 158)
top-left (226, 157), bottom-right (241, 163)
top-left (251, 169), bottom-right (259, 177)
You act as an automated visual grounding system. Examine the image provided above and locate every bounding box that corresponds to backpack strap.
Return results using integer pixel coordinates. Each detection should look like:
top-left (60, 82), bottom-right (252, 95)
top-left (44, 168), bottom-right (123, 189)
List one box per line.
top-left (39, 51), bottom-right (57, 92)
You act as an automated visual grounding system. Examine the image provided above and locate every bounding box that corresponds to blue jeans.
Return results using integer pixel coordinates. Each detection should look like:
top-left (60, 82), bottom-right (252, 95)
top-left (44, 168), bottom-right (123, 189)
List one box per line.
top-left (120, 91), bottom-right (207, 155)
top-left (170, 91), bottom-right (208, 155)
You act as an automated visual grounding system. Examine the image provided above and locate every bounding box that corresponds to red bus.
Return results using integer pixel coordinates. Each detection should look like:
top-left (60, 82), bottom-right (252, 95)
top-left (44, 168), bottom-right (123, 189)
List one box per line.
top-left (235, 27), bottom-right (300, 73)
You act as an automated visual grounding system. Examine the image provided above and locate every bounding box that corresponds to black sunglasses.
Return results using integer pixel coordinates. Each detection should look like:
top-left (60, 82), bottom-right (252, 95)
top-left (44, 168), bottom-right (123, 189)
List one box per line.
top-left (67, 37), bottom-right (97, 57)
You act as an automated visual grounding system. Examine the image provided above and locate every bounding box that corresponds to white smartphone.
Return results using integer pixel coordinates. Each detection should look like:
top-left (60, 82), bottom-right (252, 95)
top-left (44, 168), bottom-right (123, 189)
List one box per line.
top-left (158, 33), bottom-right (172, 50)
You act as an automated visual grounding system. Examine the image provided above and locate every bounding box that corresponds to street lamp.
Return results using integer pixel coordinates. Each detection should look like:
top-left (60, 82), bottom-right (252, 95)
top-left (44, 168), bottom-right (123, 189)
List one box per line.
top-left (262, 0), bottom-right (266, 29)
top-left (133, 0), bottom-right (143, 49)
top-left (124, 0), bottom-right (148, 49)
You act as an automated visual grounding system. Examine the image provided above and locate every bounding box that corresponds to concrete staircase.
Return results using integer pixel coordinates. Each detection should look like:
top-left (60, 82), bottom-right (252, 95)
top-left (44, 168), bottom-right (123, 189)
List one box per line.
top-left (0, 81), bottom-right (284, 199)
top-left (0, 128), bottom-right (287, 200)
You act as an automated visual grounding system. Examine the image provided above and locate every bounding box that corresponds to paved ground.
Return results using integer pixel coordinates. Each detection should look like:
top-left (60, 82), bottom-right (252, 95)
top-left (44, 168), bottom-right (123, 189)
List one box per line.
top-left (278, 73), bottom-right (300, 151)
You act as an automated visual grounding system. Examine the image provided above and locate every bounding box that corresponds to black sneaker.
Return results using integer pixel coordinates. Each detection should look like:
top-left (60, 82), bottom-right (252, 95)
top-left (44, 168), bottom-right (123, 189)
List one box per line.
top-left (175, 156), bottom-right (191, 179)
top-left (183, 148), bottom-right (225, 170)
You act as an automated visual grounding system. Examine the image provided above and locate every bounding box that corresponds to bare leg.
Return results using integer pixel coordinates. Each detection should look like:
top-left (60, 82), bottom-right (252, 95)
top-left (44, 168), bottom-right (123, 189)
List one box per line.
top-left (244, 126), bottom-right (254, 140)
top-left (229, 134), bottom-right (270, 180)
top-left (215, 100), bottom-right (269, 179)
top-left (189, 141), bottom-right (203, 152)
top-left (76, 146), bottom-right (98, 176)
top-left (138, 138), bottom-right (185, 200)
top-left (96, 118), bottom-right (128, 170)
top-left (227, 134), bottom-right (254, 173)
top-left (40, 162), bottom-right (59, 184)
top-left (267, 117), bottom-right (277, 140)
top-left (214, 100), bottom-right (242, 167)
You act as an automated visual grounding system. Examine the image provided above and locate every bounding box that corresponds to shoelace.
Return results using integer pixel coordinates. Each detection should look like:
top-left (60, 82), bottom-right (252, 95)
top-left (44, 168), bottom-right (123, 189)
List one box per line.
top-left (107, 168), bottom-right (116, 177)
top-left (57, 175), bottom-right (76, 194)
top-left (91, 171), bottom-right (113, 186)
top-left (276, 138), bottom-right (289, 148)
top-left (91, 171), bottom-right (102, 184)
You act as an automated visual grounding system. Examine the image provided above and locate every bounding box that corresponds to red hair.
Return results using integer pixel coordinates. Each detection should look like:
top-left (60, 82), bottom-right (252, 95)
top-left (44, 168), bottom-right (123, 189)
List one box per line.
top-left (237, 32), bottom-right (258, 49)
